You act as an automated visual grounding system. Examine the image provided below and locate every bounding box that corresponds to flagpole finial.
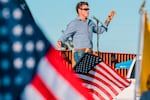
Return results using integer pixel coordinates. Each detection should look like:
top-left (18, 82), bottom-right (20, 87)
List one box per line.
top-left (139, 0), bottom-right (146, 14)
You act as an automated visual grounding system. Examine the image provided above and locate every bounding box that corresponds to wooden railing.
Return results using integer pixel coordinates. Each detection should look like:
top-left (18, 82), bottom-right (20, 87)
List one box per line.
top-left (60, 50), bottom-right (136, 78)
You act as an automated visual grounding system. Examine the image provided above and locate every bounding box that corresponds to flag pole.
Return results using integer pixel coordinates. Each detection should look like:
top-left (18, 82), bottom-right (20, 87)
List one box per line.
top-left (134, 0), bottom-right (145, 99)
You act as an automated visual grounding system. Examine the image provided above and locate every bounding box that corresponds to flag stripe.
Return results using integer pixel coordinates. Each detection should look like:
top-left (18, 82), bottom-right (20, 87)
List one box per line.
top-left (98, 62), bottom-right (131, 86)
top-left (87, 84), bottom-right (110, 100)
top-left (31, 74), bottom-right (57, 100)
top-left (90, 68), bottom-right (121, 93)
top-left (22, 84), bottom-right (45, 100)
top-left (38, 57), bottom-right (85, 100)
top-left (92, 90), bottom-right (105, 100)
top-left (96, 65), bottom-right (124, 88)
top-left (83, 79), bottom-right (113, 99)
top-left (87, 72), bottom-right (118, 95)
top-left (78, 69), bottom-right (118, 99)
top-left (45, 47), bottom-right (93, 100)
top-left (22, 47), bottom-right (94, 100)
top-left (93, 91), bottom-right (105, 100)
top-left (79, 72), bottom-right (117, 97)
top-left (77, 61), bottom-right (131, 100)
top-left (1, 0), bottom-right (94, 99)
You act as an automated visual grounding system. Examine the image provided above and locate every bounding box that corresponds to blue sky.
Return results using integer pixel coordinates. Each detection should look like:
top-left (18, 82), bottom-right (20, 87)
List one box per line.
top-left (26, 0), bottom-right (150, 54)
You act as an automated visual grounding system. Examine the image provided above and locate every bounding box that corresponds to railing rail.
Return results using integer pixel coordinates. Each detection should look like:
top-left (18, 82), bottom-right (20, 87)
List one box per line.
top-left (60, 50), bottom-right (136, 78)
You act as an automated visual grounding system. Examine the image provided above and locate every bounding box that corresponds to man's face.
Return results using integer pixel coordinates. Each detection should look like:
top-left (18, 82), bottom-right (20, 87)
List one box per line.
top-left (78, 4), bottom-right (89, 18)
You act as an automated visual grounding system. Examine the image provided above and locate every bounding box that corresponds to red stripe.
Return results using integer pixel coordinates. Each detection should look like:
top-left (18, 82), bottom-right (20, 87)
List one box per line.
top-left (94, 65), bottom-right (121, 89)
top-left (91, 89), bottom-right (105, 100)
top-left (89, 87), bottom-right (105, 100)
top-left (83, 79), bottom-right (113, 99)
top-left (87, 72), bottom-right (119, 95)
top-left (45, 47), bottom-right (93, 100)
top-left (98, 63), bottom-right (130, 87)
top-left (31, 74), bottom-right (57, 100)
top-left (100, 62), bottom-right (131, 84)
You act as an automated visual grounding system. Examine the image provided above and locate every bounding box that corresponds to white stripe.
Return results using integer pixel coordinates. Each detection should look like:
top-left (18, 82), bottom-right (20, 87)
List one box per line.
top-left (93, 93), bottom-right (99, 100)
top-left (100, 62), bottom-right (129, 86)
top-left (78, 73), bottom-right (116, 98)
top-left (91, 71), bottom-right (121, 97)
top-left (97, 64), bottom-right (127, 87)
top-left (77, 62), bottom-right (131, 100)
top-left (37, 57), bottom-right (85, 100)
top-left (87, 84), bottom-right (110, 100)
top-left (89, 70), bottom-right (121, 93)
top-left (22, 84), bottom-right (45, 100)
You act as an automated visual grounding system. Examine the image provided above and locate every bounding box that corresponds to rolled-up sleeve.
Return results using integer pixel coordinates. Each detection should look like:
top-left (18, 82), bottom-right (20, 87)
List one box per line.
top-left (99, 24), bottom-right (108, 33)
top-left (93, 24), bottom-right (108, 34)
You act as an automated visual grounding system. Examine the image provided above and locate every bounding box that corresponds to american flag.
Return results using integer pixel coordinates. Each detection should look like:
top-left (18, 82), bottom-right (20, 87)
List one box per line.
top-left (0, 0), bottom-right (93, 100)
top-left (74, 53), bottom-right (102, 74)
top-left (74, 53), bottom-right (132, 100)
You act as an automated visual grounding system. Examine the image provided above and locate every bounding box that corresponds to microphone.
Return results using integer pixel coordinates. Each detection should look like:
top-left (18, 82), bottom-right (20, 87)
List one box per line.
top-left (91, 16), bottom-right (99, 23)
top-left (91, 16), bottom-right (103, 25)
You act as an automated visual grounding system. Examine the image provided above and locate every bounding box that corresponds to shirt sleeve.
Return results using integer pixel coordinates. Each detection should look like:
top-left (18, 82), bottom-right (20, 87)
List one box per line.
top-left (91, 20), bottom-right (108, 34)
top-left (58, 21), bottom-right (76, 44)
top-left (99, 24), bottom-right (108, 33)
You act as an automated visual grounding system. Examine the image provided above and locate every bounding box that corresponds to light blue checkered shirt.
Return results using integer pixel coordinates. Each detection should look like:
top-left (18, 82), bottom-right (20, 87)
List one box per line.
top-left (59, 17), bottom-right (107, 49)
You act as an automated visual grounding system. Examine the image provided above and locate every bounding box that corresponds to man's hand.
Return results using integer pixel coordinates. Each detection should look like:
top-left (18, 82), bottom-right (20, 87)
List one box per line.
top-left (57, 40), bottom-right (62, 48)
top-left (107, 10), bottom-right (116, 21)
top-left (105, 10), bottom-right (116, 26)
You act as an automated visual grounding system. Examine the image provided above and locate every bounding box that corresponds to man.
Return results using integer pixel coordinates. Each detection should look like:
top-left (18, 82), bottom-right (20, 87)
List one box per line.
top-left (57, 1), bottom-right (112, 65)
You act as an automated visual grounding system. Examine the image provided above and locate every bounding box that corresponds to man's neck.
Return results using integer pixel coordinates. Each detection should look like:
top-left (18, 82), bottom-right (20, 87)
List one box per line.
top-left (79, 16), bottom-right (87, 22)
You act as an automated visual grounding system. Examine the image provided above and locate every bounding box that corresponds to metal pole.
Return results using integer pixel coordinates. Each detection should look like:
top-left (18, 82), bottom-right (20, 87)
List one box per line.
top-left (134, 1), bottom-right (145, 99)
top-left (96, 21), bottom-right (100, 57)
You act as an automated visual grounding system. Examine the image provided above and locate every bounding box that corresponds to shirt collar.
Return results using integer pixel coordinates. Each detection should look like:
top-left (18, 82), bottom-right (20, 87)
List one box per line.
top-left (76, 16), bottom-right (89, 23)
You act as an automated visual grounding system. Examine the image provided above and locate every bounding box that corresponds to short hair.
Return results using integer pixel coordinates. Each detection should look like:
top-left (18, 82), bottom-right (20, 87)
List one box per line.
top-left (76, 1), bottom-right (88, 14)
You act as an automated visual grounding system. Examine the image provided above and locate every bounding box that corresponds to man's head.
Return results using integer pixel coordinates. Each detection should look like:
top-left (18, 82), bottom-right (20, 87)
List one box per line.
top-left (76, 1), bottom-right (89, 19)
